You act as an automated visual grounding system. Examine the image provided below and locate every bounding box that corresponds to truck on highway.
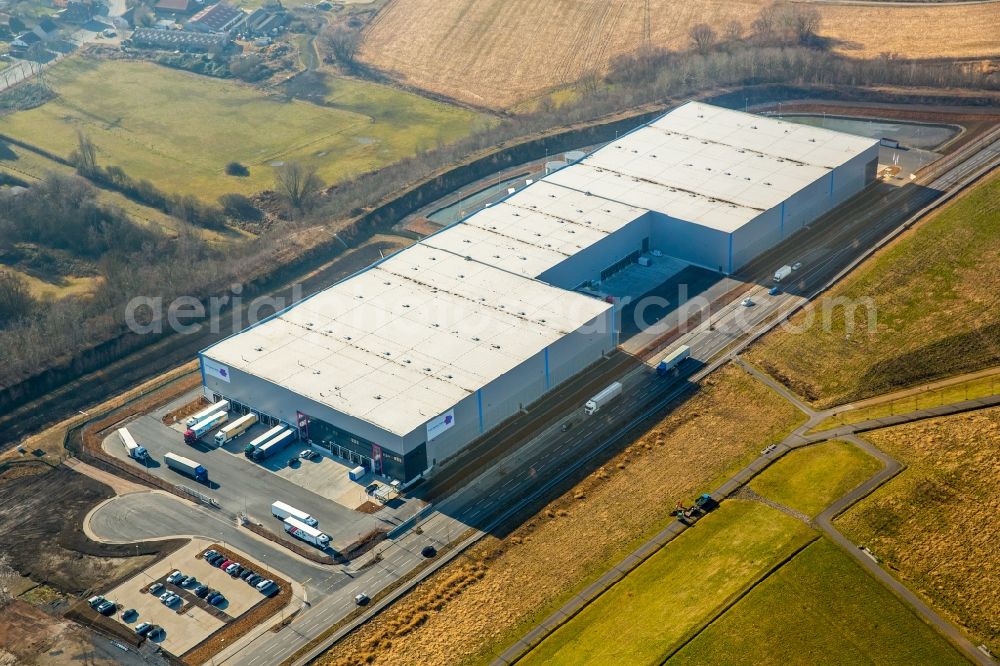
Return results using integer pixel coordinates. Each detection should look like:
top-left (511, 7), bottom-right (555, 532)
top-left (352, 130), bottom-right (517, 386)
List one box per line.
top-left (271, 500), bottom-right (318, 527)
top-left (584, 381), bottom-right (623, 416)
top-left (117, 427), bottom-right (148, 461)
top-left (184, 411), bottom-right (228, 445)
top-left (773, 265), bottom-right (792, 282)
top-left (251, 428), bottom-right (296, 462)
top-left (214, 413), bottom-right (258, 446)
top-left (283, 517), bottom-right (330, 548)
top-left (164, 452), bottom-right (208, 483)
top-left (656, 345), bottom-right (690, 376)
top-left (185, 400), bottom-right (230, 428)
top-left (244, 424), bottom-right (285, 458)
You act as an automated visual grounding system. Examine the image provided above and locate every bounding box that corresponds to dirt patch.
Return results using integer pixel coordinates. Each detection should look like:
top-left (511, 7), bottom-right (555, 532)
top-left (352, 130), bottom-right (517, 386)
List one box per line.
top-left (162, 395), bottom-right (210, 426)
top-left (355, 501), bottom-right (383, 514)
top-left (314, 363), bottom-right (806, 665)
top-left (837, 407), bottom-right (1000, 655)
top-left (0, 464), bottom-right (181, 596)
top-left (0, 598), bottom-right (126, 666)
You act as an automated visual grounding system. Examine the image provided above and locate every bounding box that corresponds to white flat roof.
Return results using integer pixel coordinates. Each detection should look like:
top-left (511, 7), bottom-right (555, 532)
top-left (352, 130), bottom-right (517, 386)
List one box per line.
top-left (547, 100), bottom-right (878, 232)
top-left (205, 102), bottom-right (877, 436)
top-left (205, 243), bottom-right (611, 436)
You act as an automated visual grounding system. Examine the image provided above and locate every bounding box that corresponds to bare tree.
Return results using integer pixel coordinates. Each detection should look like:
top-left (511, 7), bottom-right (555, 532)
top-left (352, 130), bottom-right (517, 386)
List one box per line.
top-left (70, 131), bottom-right (98, 176)
top-left (752, 6), bottom-right (778, 40)
top-left (320, 26), bottom-right (362, 73)
top-left (724, 20), bottom-right (743, 42)
top-left (788, 6), bottom-right (821, 44)
top-left (275, 162), bottom-right (324, 216)
top-left (689, 23), bottom-right (717, 55)
top-left (0, 271), bottom-right (36, 329)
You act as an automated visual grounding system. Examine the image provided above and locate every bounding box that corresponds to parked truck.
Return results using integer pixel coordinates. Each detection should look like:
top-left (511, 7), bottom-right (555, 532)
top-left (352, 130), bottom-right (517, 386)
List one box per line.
top-left (271, 500), bottom-right (318, 527)
top-left (584, 382), bottom-right (623, 415)
top-left (244, 424), bottom-right (285, 458)
top-left (214, 413), bottom-right (258, 446)
top-left (251, 428), bottom-right (296, 462)
top-left (164, 452), bottom-right (208, 483)
top-left (117, 427), bottom-right (148, 461)
top-left (773, 265), bottom-right (792, 282)
top-left (656, 345), bottom-right (690, 376)
top-left (185, 400), bottom-right (230, 428)
top-left (184, 411), bottom-right (228, 445)
top-left (283, 517), bottom-right (330, 548)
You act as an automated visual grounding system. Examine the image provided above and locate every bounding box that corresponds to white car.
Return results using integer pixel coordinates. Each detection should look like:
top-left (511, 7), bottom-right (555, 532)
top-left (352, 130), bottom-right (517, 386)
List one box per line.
top-left (354, 593), bottom-right (370, 606)
top-left (791, 262), bottom-right (802, 271)
top-left (166, 570), bottom-right (183, 584)
top-left (740, 298), bottom-right (754, 307)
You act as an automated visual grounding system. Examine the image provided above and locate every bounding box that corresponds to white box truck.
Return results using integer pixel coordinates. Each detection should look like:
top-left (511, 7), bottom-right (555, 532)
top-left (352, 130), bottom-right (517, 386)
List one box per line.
top-left (584, 382), bottom-right (623, 415)
top-left (283, 517), bottom-right (330, 548)
top-left (244, 424), bottom-right (285, 458)
top-left (184, 411), bottom-right (228, 445)
top-left (773, 265), bottom-right (792, 282)
top-left (214, 413), bottom-right (258, 445)
top-left (251, 428), bottom-right (296, 462)
top-left (185, 400), bottom-right (230, 428)
top-left (117, 427), bottom-right (148, 461)
top-left (271, 500), bottom-right (318, 527)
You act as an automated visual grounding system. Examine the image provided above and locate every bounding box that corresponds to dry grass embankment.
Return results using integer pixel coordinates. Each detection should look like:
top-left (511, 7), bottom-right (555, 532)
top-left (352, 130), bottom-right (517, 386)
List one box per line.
top-left (836, 407), bottom-right (1000, 655)
top-left (360, 0), bottom-right (1000, 108)
top-left (315, 364), bottom-right (806, 666)
top-left (747, 170), bottom-right (1000, 408)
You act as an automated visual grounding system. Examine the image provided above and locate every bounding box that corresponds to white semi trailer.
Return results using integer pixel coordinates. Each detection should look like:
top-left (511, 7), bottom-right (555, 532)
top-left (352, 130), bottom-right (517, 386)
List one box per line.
top-left (584, 382), bottom-right (623, 415)
top-left (283, 517), bottom-right (330, 548)
top-left (185, 400), bottom-right (230, 427)
top-left (117, 427), bottom-right (148, 460)
top-left (271, 500), bottom-right (318, 527)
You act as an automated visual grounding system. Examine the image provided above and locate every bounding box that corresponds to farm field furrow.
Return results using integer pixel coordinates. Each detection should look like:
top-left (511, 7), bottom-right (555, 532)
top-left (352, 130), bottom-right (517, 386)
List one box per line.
top-left (360, 0), bottom-right (1000, 108)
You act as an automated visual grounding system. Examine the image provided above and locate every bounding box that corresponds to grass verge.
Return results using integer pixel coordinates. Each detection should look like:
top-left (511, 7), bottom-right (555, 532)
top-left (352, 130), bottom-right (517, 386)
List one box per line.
top-left (520, 501), bottom-right (816, 666)
top-left (668, 538), bottom-right (968, 666)
top-left (836, 407), bottom-right (1000, 655)
top-left (748, 171), bottom-right (1000, 408)
top-left (749, 440), bottom-right (881, 518)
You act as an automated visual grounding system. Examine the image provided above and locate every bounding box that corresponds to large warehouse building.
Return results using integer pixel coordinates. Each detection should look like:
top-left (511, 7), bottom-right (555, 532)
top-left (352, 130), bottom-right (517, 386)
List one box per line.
top-left (200, 101), bottom-right (880, 483)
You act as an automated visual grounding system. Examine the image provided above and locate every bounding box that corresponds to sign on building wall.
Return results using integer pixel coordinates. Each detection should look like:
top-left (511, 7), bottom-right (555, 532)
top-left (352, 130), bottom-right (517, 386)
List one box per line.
top-left (426, 410), bottom-right (455, 441)
top-left (371, 443), bottom-right (383, 474)
top-left (203, 357), bottom-right (231, 383)
top-left (296, 411), bottom-right (310, 439)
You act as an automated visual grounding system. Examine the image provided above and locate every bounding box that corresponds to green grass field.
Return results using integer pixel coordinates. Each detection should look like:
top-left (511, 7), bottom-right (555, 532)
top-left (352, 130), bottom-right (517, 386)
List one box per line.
top-left (748, 172), bottom-right (1000, 408)
top-left (749, 440), bottom-right (882, 518)
top-left (521, 501), bottom-right (816, 666)
top-left (0, 58), bottom-right (482, 200)
top-left (668, 539), bottom-right (967, 666)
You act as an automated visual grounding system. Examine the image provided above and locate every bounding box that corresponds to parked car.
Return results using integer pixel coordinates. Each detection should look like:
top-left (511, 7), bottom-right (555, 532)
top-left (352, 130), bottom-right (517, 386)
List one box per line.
top-left (260, 582), bottom-right (279, 597)
top-left (768, 286), bottom-right (780, 296)
top-left (148, 583), bottom-right (164, 596)
top-left (96, 600), bottom-right (116, 616)
top-left (354, 593), bottom-right (369, 606)
top-left (87, 595), bottom-right (105, 609)
top-left (203, 549), bottom-right (218, 560)
top-left (208, 554), bottom-right (225, 566)
top-left (225, 563), bottom-right (240, 575)
top-left (166, 570), bottom-right (183, 584)
top-left (255, 579), bottom-right (274, 591)
top-left (194, 585), bottom-right (209, 598)
top-left (240, 569), bottom-right (255, 581)
top-left (209, 593), bottom-right (227, 607)
top-left (135, 622), bottom-right (153, 637)
top-left (299, 449), bottom-right (319, 461)
top-left (219, 559), bottom-right (233, 570)
top-left (121, 608), bottom-right (138, 623)
top-left (741, 298), bottom-right (755, 307)
top-left (247, 574), bottom-right (263, 586)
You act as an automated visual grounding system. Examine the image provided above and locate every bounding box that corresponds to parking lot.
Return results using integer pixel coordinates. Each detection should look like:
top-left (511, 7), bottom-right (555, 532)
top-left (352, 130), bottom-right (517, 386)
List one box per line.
top-left (99, 539), bottom-right (267, 656)
top-left (101, 397), bottom-right (425, 554)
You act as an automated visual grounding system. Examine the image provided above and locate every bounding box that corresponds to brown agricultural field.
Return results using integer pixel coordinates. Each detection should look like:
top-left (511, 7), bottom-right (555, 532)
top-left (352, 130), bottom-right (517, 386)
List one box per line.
top-left (360, 0), bottom-right (1000, 108)
top-left (315, 364), bottom-right (806, 666)
top-left (836, 407), bottom-right (1000, 655)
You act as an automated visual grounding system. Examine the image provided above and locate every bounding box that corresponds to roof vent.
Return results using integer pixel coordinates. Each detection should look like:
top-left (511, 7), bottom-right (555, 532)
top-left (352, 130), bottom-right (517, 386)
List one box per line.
top-left (492, 344), bottom-right (501, 349)
top-left (374, 394), bottom-right (382, 400)
top-left (402, 304), bottom-right (410, 308)
top-left (404, 359), bottom-right (411, 364)
top-left (764, 181), bottom-right (772, 186)
top-left (458, 274), bottom-right (465, 279)
top-left (345, 335), bottom-right (352, 340)
top-left (313, 370), bottom-right (321, 375)
top-left (254, 346), bottom-right (264, 352)
top-left (424, 367), bottom-right (432, 372)
top-left (383, 351), bottom-right (391, 356)
top-left (472, 336), bottom-right (480, 341)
